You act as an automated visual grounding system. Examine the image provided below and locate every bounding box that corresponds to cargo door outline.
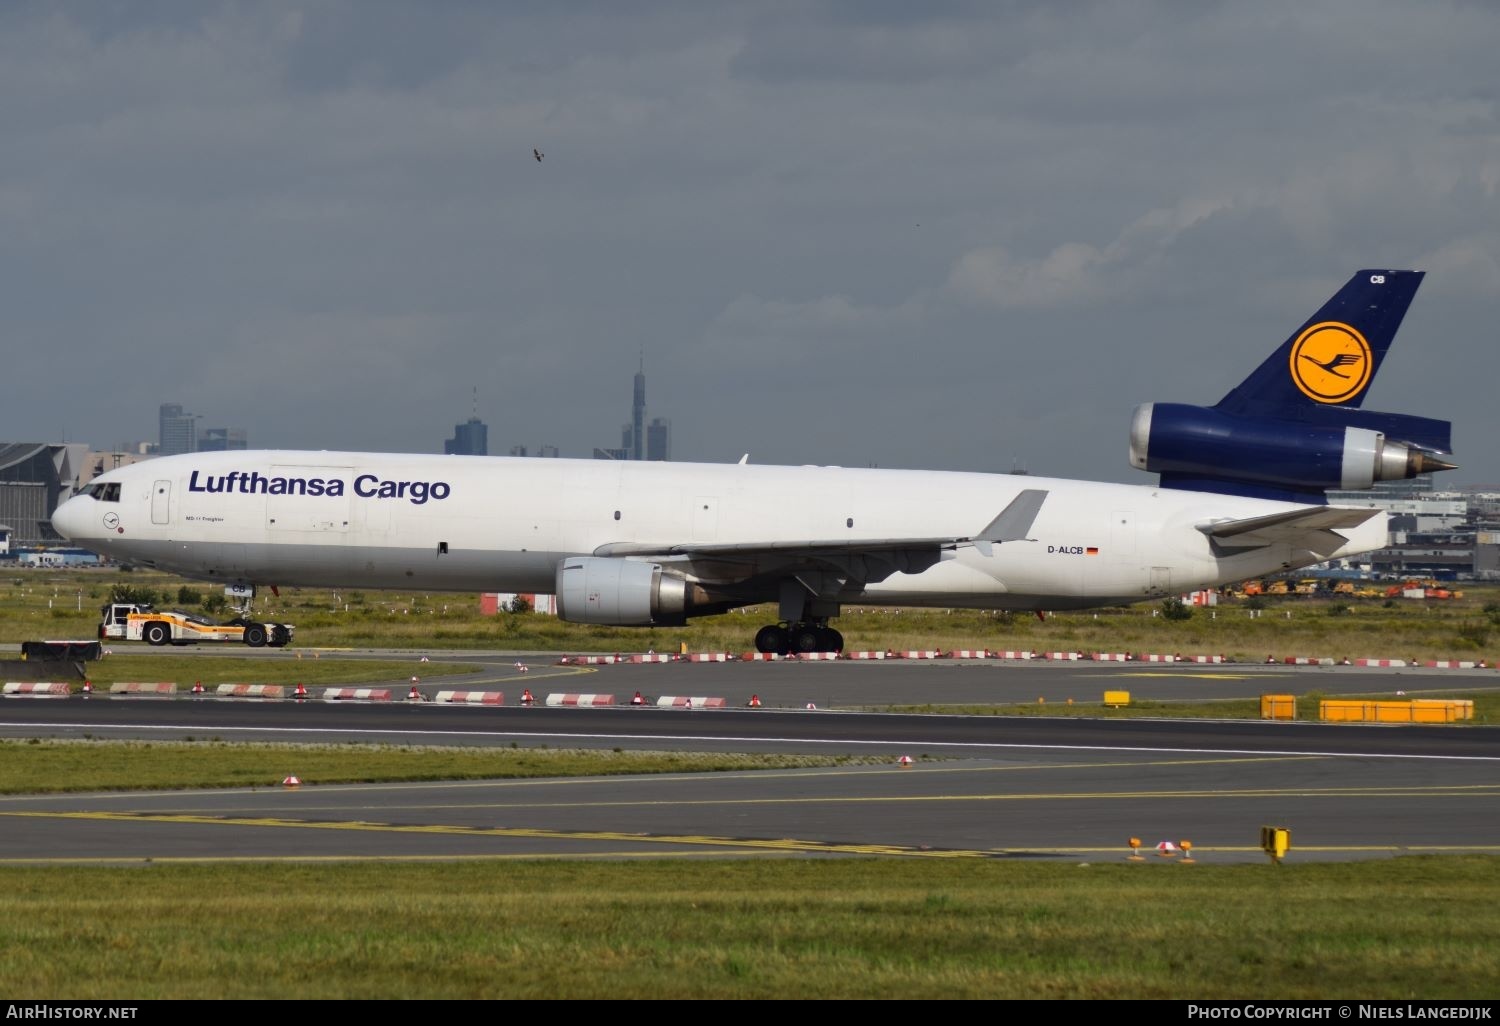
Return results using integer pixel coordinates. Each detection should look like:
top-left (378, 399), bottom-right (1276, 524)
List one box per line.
top-left (266, 466), bottom-right (353, 533)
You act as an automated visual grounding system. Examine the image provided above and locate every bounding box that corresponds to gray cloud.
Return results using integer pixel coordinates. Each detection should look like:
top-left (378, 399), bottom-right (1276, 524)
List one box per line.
top-left (2, 1), bottom-right (1496, 486)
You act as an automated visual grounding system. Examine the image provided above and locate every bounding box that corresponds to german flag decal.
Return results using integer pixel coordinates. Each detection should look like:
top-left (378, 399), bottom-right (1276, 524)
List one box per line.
top-left (1086, 547), bottom-right (1099, 556)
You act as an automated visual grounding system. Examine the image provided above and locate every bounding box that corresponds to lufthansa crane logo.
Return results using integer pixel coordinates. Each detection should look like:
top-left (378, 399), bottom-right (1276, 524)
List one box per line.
top-left (1288, 321), bottom-right (1372, 404)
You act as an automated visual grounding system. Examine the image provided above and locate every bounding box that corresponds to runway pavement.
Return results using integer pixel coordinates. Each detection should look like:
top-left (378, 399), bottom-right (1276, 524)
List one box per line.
top-left (3, 653), bottom-right (1498, 866)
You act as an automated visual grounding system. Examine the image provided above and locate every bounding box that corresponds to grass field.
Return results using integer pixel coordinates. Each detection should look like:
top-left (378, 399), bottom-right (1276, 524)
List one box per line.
top-left (8, 566), bottom-right (1500, 663)
top-left (4, 857), bottom-right (1498, 999)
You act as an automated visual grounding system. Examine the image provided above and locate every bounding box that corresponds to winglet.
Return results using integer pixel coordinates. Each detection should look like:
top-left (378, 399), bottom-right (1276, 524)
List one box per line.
top-left (971, 489), bottom-right (1048, 556)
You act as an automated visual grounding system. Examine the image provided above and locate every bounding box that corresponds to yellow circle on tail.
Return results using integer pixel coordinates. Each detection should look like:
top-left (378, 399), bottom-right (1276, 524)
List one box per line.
top-left (1289, 321), bottom-right (1371, 403)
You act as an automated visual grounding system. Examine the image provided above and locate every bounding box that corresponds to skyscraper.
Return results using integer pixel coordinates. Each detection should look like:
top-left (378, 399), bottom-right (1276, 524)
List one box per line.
top-left (647, 418), bottom-right (671, 461)
top-left (445, 417), bottom-right (487, 456)
top-left (158, 404), bottom-right (197, 456)
top-left (197, 427), bottom-right (247, 451)
top-left (602, 358), bottom-right (671, 460)
top-left (631, 354), bottom-right (646, 461)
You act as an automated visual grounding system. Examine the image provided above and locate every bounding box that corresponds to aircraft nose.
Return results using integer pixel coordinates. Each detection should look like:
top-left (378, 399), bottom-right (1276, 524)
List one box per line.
top-left (51, 495), bottom-right (91, 541)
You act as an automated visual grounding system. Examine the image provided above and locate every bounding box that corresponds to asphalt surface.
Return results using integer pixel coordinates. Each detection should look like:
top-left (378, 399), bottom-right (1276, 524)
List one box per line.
top-left (3, 653), bottom-right (1499, 865)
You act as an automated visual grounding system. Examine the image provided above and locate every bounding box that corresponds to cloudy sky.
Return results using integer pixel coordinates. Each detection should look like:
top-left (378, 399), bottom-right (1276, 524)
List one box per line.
top-left (4, 1), bottom-right (1498, 487)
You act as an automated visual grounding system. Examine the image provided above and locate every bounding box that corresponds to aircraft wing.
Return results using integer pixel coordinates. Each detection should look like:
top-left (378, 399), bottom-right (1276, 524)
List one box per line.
top-left (1195, 506), bottom-right (1383, 555)
top-left (592, 489), bottom-right (1049, 585)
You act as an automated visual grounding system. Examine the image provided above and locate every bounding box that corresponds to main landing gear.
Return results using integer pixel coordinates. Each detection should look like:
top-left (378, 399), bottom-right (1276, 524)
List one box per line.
top-left (754, 621), bottom-right (844, 655)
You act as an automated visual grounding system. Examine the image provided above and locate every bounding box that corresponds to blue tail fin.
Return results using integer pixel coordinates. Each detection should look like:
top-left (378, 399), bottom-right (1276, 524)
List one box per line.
top-left (1129, 269), bottom-right (1455, 503)
top-left (1216, 270), bottom-right (1424, 416)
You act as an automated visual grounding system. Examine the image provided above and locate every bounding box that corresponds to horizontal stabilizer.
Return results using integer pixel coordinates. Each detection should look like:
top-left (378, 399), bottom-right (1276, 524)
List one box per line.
top-left (1196, 505), bottom-right (1382, 552)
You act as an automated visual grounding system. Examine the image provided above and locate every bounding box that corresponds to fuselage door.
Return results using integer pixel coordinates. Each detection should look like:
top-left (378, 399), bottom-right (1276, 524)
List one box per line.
top-left (151, 480), bottom-right (172, 525)
top-left (1150, 566), bottom-right (1172, 596)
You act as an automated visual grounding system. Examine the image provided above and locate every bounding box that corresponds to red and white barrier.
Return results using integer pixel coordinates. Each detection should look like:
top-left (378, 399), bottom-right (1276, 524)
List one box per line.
top-left (846, 651), bottom-right (889, 660)
top-left (899, 650), bottom-right (943, 660)
top-left (1091, 653), bottom-right (1132, 662)
top-left (436, 690), bottom-right (505, 705)
top-left (1189, 655), bottom-right (1228, 664)
top-left (682, 652), bottom-right (733, 663)
top-left (947, 650), bottom-right (991, 659)
top-left (1134, 653), bottom-right (1178, 663)
top-left (992, 650), bottom-right (1034, 660)
top-left (568, 655), bottom-right (622, 665)
top-left (109, 683), bottom-right (177, 695)
top-left (216, 684), bottom-right (286, 699)
top-left (1354, 658), bottom-right (1408, 668)
top-left (546, 693), bottom-right (617, 707)
top-left (797, 651), bottom-right (841, 661)
top-left (628, 653), bottom-right (675, 663)
top-left (3, 682), bottom-right (72, 696)
top-left (1043, 651), bottom-right (1082, 661)
top-left (1424, 660), bottom-right (1487, 669)
top-left (740, 652), bottom-right (784, 661)
top-left (1283, 657), bottom-right (1335, 666)
top-left (655, 696), bottom-right (727, 709)
top-left (323, 688), bottom-right (394, 701)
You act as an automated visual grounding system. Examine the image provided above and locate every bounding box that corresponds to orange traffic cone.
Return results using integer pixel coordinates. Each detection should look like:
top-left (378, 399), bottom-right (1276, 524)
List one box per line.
top-left (81, 680), bottom-right (92, 694)
top-left (191, 681), bottom-right (204, 695)
top-left (747, 694), bottom-right (761, 708)
top-left (282, 775), bottom-right (302, 788)
top-left (521, 688), bottom-right (534, 705)
top-left (293, 683), bottom-right (308, 699)
top-left (631, 690), bottom-right (645, 706)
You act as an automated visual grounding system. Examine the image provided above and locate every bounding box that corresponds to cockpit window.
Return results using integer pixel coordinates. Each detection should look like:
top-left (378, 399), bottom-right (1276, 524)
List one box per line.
top-left (87, 483), bottom-right (121, 502)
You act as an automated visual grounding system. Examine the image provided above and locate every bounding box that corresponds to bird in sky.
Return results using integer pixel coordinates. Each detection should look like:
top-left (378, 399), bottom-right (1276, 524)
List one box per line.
top-left (534, 148), bottom-right (543, 162)
top-left (1300, 352), bottom-right (1362, 377)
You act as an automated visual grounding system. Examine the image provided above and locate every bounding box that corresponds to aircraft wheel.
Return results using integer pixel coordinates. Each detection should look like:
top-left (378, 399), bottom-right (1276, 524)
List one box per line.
top-left (791, 625), bottom-right (824, 653)
top-left (818, 627), bottom-right (844, 653)
top-left (755, 625), bottom-right (790, 655)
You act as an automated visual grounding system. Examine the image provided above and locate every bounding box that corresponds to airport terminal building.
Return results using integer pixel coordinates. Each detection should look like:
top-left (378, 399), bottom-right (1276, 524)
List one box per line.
top-left (0, 442), bottom-right (89, 547)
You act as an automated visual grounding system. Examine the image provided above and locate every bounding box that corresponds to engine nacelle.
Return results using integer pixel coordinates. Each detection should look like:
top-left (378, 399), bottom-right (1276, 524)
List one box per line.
top-left (555, 556), bottom-right (689, 626)
top-left (1129, 403), bottom-right (1451, 495)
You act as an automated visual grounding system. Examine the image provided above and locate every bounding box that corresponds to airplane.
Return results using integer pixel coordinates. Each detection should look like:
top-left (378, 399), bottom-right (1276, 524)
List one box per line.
top-left (51, 269), bottom-right (1456, 655)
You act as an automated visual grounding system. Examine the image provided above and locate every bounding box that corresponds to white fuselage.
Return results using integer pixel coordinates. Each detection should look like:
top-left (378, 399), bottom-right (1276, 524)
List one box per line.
top-left (51, 450), bottom-right (1387, 612)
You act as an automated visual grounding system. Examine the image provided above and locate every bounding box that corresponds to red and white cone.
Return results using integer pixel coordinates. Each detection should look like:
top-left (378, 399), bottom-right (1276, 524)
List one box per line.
top-left (282, 775), bottom-right (302, 788)
top-left (898, 755), bottom-right (913, 767)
